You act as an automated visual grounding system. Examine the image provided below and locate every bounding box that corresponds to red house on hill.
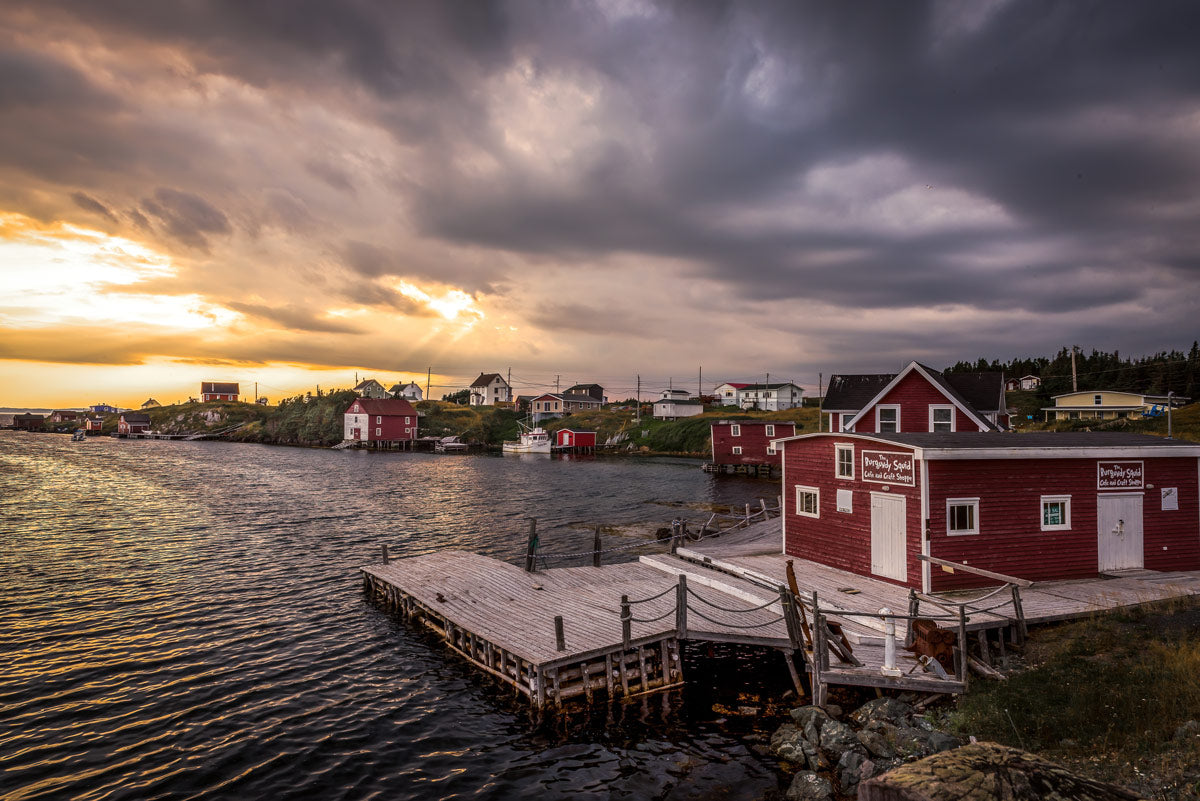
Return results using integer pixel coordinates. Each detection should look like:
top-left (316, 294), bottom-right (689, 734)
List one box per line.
top-left (777, 431), bottom-right (1200, 592)
top-left (343, 397), bottom-right (419, 450)
top-left (201, 382), bottom-right (239, 402)
top-left (709, 420), bottom-right (797, 477)
top-left (822, 361), bottom-right (1007, 434)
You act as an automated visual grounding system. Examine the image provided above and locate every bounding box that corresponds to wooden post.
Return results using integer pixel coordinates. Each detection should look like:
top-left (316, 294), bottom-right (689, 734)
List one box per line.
top-left (592, 526), bottom-right (602, 567)
top-left (524, 518), bottom-right (538, 572)
top-left (956, 604), bottom-right (969, 684)
top-left (555, 615), bottom-right (566, 651)
top-left (779, 587), bottom-right (799, 649)
top-left (621, 595), bottom-right (631, 650)
top-left (1011, 585), bottom-right (1027, 643)
top-left (783, 648), bottom-right (805, 698)
top-left (675, 574), bottom-right (688, 640)
top-left (382, 544), bottom-right (390, 565)
top-left (904, 588), bottom-right (919, 647)
top-left (744, 503), bottom-right (751, 525)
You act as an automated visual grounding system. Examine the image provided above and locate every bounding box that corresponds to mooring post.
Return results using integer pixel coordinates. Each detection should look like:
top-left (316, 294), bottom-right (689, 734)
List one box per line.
top-left (381, 544), bottom-right (390, 565)
top-left (592, 526), bottom-right (602, 568)
top-left (675, 574), bottom-right (688, 640)
top-left (744, 503), bottom-right (751, 525)
top-left (554, 615), bottom-right (565, 651)
top-left (956, 604), bottom-right (969, 684)
top-left (524, 518), bottom-right (538, 573)
top-left (669, 518), bottom-right (680, 554)
top-left (881, 607), bottom-right (901, 676)
top-left (621, 595), bottom-right (631, 650)
top-left (904, 588), bottom-right (919, 647)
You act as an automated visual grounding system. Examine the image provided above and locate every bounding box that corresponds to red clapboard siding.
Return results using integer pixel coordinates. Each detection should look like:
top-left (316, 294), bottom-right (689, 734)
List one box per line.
top-left (711, 421), bottom-right (795, 466)
top-left (854, 370), bottom-right (982, 433)
top-left (927, 456), bottom-right (1200, 590)
top-left (783, 435), bottom-right (923, 588)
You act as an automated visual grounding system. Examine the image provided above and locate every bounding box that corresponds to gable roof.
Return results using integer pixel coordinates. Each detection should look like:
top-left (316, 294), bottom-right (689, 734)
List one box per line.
top-left (354, 379), bottom-right (385, 390)
top-left (559, 392), bottom-right (603, 404)
top-left (345, 397), bottom-right (418, 416)
top-left (121, 412), bottom-right (151, 423)
top-left (737, 382), bottom-right (802, 391)
top-left (202, 382), bottom-right (239, 394)
top-left (470, 372), bottom-right (507, 388)
top-left (822, 374), bottom-right (894, 412)
top-left (843, 362), bottom-right (997, 432)
top-left (941, 371), bottom-right (1004, 413)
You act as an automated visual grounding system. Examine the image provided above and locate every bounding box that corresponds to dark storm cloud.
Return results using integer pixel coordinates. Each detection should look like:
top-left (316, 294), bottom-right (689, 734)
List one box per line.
top-left (140, 188), bottom-right (231, 249)
top-left (3, 0), bottom-right (1200, 372)
top-left (70, 192), bottom-right (117, 223)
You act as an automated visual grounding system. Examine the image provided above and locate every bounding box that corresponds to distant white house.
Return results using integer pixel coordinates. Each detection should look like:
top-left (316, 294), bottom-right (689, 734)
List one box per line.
top-left (353, 379), bottom-right (389, 399)
top-left (469, 372), bottom-right (512, 406)
top-left (653, 398), bottom-right (704, 420)
top-left (1005, 375), bottom-right (1042, 392)
top-left (712, 381), bottom-right (804, 411)
top-left (660, 388), bottom-right (692, 401)
top-left (390, 381), bottom-right (423, 402)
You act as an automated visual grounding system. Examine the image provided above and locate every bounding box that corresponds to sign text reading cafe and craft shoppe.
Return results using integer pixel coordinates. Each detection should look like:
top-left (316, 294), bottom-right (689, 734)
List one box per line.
top-left (861, 450), bottom-right (916, 486)
top-left (1098, 460), bottom-right (1144, 490)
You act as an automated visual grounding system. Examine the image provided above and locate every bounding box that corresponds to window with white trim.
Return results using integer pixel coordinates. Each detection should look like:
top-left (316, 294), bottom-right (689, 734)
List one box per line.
top-left (765, 424), bottom-right (775, 436)
top-left (929, 405), bottom-right (954, 433)
top-left (1093, 394), bottom-right (1102, 405)
top-left (376, 416), bottom-right (382, 424)
top-left (732, 446), bottom-right (743, 455)
top-left (946, 498), bottom-right (979, 535)
top-left (766, 443), bottom-right (777, 455)
top-left (835, 444), bottom-right (854, 479)
top-left (876, 405), bottom-right (899, 433)
top-left (375, 427), bottom-right (381, 436)
top-left (795, 485), bottom-right (820, 518)
top-left (730, 424), bottom-right (741, 436)
top-left (1041, 495), bottom-right (1072, 531)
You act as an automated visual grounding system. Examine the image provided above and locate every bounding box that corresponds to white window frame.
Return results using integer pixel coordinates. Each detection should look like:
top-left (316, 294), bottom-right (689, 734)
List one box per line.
top-left (732, 446), bottom-right (743, 455)
top-left (376, 416), bottom-right (382, 424)
top-left (730, 424), bottom-right (741, 437)
top-left (375, 427), bottom-right (381, 436)
top-left (929, 405), bottom-right (955, 433)
top-left (765, 424), bottom-right (775, 437)
top-left (1041, 495), bottom-right (1072, 531)
top-left (835, 443), bottom-right (855, 480)
top-left (946, 497), bottom-right (980, 536)
top-left (876, 405), bottom-right (900, 433)
top-left (1093, 394), bottom-right (1102, 406)
top-left (766, 443), bottom-right (777, 455)
top-left (795, 485), bottom-right (820, 518)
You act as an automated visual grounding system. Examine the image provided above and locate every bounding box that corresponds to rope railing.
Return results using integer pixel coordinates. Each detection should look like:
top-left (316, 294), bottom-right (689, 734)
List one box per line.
top-left (686, 606), bottom-right (785, 629)
top-left (685, 586), bottom-right (779, 614)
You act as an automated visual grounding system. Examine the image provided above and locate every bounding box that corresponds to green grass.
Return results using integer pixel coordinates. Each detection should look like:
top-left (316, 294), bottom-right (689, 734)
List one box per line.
top-left (944, 597), bottom-right (1200, 796)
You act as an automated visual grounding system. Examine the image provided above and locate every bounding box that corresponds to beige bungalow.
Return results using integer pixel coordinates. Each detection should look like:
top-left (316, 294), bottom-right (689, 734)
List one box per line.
top-left (1042, 390), bottom-right (1188, 422)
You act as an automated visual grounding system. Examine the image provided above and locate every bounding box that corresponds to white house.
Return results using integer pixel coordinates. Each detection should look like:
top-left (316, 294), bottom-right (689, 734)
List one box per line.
top-left (469, 372), bottom-right (512, 406)
top-left (735, 382), bottom-right (804, 411)
top-left (389, 381), bottom-right (423, 401)
top-left (653, 398), bottom-right (704, 420)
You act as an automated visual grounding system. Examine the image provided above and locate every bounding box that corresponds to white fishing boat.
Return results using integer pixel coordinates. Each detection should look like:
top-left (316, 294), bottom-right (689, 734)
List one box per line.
top-left (435, 436), bottom-right (469, 453)
top-left (502, 425), bottom-right (551, 454)
top-left (70, 429), bottom-right (87, 442)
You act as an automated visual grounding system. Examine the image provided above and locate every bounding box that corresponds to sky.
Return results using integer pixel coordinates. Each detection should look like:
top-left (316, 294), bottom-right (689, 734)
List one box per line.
top-left (2, 0), bottom-right (1199, 408)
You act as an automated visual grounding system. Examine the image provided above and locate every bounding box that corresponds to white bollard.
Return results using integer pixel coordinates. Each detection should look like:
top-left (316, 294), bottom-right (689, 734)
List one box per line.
top-left (881, 607), bottom-right (902, 677)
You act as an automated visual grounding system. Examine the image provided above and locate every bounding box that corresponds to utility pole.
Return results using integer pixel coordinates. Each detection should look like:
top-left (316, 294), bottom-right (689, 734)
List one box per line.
top-left (698, 366), bottom-right (702, 400)
top-left (764, 372), bottom-right (770, 410)
top-left (1071, 346), bottom-right (1078, 392)
top-left (426, 367), bottom-right (431, 401)
top-left (508, 367), bottom-right (513, 402)
top-left (255, 382), bottom-right (258, 403)
top-left (636, 374), bottom-right (641, 423)
top-left (818, 372), bottom-right (824, 431)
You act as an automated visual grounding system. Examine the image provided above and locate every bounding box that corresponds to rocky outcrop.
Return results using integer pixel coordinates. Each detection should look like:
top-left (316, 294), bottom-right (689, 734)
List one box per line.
top-left (770, 699), bottom-right (965, 798)
top-left (856, 742), bottom-right (1145, 801)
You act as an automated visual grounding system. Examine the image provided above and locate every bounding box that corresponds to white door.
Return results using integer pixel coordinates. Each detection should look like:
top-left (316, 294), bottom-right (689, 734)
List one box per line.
top-left (871, 493), bottom-right (907, 581)
top-left (1097, 494), bottom-right (1144, 571)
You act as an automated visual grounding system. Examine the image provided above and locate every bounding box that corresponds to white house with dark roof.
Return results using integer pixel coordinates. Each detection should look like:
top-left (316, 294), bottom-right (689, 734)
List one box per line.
top-left (469, 373), bottom-right (511, 406)
top-left (389, 381), bottom-right (423, 401)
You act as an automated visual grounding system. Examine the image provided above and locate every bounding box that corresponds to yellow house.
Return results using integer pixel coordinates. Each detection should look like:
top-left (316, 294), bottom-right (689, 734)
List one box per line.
top-left (1042, 390), bottom-right (1183, 422)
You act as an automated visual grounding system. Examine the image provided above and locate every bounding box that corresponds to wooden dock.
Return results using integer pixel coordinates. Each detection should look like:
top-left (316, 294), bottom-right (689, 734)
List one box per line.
top-left (361, 516), bottom-right (1200, 709)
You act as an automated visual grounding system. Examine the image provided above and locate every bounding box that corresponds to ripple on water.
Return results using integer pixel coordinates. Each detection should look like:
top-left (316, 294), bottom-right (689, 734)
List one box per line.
top-left (0, 433), bottom-right (782, 800)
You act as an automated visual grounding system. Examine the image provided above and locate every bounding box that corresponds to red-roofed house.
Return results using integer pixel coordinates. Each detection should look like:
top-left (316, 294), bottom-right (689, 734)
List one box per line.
top-left (343, 397), bottom-right (419, 450)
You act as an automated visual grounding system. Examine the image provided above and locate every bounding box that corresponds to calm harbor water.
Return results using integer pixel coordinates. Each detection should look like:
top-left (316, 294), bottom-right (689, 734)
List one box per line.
top-left (0, 432), bottom-right (787, 800)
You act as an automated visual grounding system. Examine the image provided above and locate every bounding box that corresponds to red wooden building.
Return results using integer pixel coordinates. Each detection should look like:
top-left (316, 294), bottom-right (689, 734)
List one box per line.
top-left (117, 412), bottom-right (151, 436)
top-left (83, 416), bottom-right (104, 434)
top-left (555, 429), bottom-right (596, 452)
top-left (709, 420), bottom-right (797, 476)
top-left (777, 431), bottom-right (1200, 592)
top-left (201, 382), bottom-right (240, 402)
top-left (822, 361), bottom-right (1007, 434)
top-left (343, 397), bottom-right (419, 449)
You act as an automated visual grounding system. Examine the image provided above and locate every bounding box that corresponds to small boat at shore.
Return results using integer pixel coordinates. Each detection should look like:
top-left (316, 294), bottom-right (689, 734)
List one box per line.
top-left (70, 429), bottom-right (86, 442)
top-left (435, 436), bottom-right (469, 453)
top-left (502, 425), bottom-right (550, 454)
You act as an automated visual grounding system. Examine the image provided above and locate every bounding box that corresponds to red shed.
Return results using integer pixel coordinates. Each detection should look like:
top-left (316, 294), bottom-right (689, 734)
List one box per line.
top-left (710, 420), bottom-right (797, 467)
top-left (555, 429), bottom-right (596, 451)
top-left (343, 397), bottom-right (419, 449)
top-left (778, 431), bottom-right (1200, 592)
top-left (117, 412), bottom-right (151, 435)
top-left (201, 382), bottom-right (240, 402)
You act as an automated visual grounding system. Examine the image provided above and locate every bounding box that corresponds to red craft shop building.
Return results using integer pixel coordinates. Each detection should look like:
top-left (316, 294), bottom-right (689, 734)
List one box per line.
top-left (777, 432), bottom-right (1200, 592)
top-left (343, 397), bottom-right (419, 450)
top-left (708, 420), bottom-right (797, 477)
top-left (555, 429), bottom-right (596, 452)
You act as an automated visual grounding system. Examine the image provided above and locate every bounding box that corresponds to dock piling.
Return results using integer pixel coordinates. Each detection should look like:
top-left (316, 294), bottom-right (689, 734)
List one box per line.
top-left (555, 615), bottom-right (566, 651)
top-left (524, 518), bottom-right (538, 572)
top-left (382, 544), bottom-right (390, 565)
top-left (592, 526), bottom-right (602, 568)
